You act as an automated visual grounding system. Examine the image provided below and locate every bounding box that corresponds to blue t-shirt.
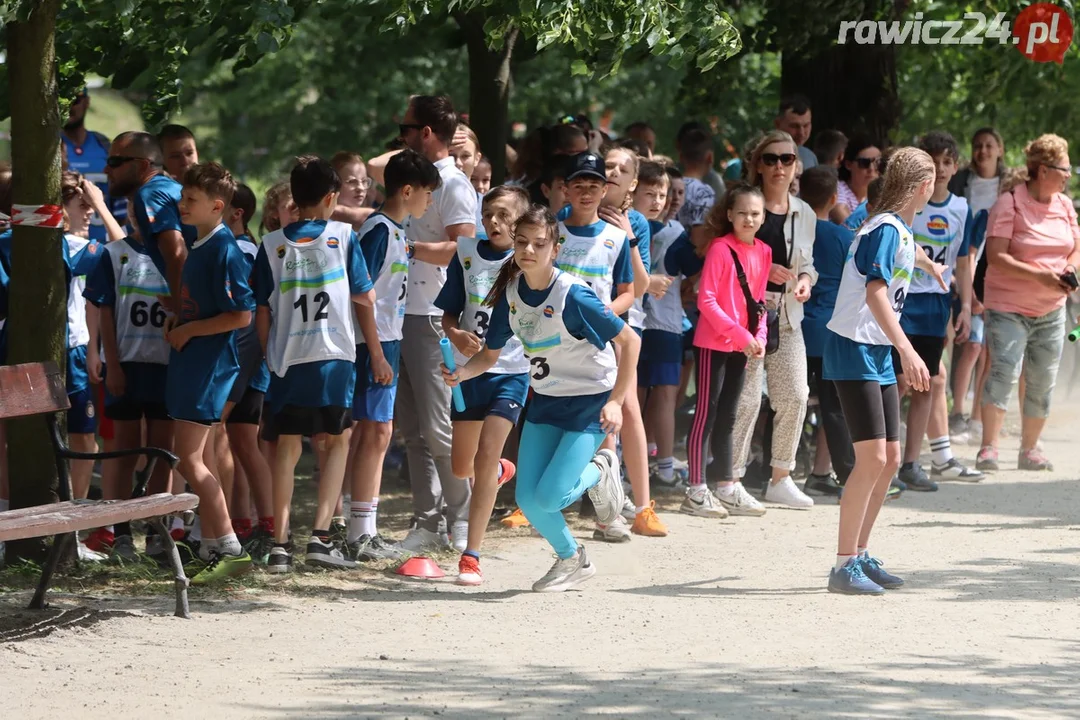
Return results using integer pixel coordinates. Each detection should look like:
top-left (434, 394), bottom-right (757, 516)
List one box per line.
top-left (663, 234), bottom-right (704, 277)
top-left (804, 220), bottom-right (854, 357)
top-left (486, 277), bottom-right (625, 432)
top-left (165, 224), bottom-right (255, 421)
top-left (628, 208), bottom-right (651, 289)
top-left (62, 131), bottom-right (127, 244)
top-left (131, 174), bottom-right (198, 278)
top-left (254, 220), bottom-right (374, 411)
top-left (843, 200), bottom-right (868, 231)
top-left (434, 239), bottom-right (512, 317)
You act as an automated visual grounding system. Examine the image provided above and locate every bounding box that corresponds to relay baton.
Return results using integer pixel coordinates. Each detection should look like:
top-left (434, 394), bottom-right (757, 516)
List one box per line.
top-left (439, 337), bottom-right (467, 412)
top-left (1070, 323), bottom-right (1080, 343)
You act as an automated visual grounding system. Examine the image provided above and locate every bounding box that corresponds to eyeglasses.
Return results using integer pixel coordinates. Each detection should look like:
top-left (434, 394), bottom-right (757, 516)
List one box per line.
top-left (1043, 162), bottom-right (1071, 174)
top-left (398, 123), bottom-right (425, 136)
top-left (106, 155), bottom-right (144, 168)
top-left (346, 177), bottom-right (374, 190)
top-left (854, 157), bottom-right (879, 170)
top-left (761, 153), bottom-right (797, 167)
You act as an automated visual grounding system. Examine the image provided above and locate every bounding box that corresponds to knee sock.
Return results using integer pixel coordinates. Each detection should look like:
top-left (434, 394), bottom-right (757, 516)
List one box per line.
top-left (930, 436), bottom-right (953, 465)
top-left (348, 501), bottom-right (376, 543)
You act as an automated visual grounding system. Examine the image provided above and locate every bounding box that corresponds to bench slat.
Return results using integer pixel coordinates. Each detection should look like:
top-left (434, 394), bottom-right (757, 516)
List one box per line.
top-left (0, 493), bottom-right (199, 542)
top-left (0, 362), bottom-right (70, 420)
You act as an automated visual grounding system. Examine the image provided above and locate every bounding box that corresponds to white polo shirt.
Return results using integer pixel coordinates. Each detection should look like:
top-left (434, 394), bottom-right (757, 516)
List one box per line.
top-left (405, 156), bottom-right (478, 316)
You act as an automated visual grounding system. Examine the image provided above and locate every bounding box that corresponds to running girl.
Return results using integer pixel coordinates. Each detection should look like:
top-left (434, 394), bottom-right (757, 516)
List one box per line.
top-left (684, 184), bottom-right (770, 519)
top-left (442, 205), bottom-right (638, 593)
top-left (435, 185), bottom-right (531, 585)
top-left (824, 147), bottom-right (947, 595)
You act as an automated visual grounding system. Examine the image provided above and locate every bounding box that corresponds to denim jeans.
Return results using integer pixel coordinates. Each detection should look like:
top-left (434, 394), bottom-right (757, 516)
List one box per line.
top-left (983, 306), bottom-right (1065, 419)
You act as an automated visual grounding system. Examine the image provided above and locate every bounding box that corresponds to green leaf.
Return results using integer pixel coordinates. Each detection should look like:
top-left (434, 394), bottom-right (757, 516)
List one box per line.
top-left (570, 58), bottom-right (589, 76)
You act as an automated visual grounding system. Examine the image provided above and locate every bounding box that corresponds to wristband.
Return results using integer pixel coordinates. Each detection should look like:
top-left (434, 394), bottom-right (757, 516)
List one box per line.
top-left (629, 237), bottom-right (639, 248)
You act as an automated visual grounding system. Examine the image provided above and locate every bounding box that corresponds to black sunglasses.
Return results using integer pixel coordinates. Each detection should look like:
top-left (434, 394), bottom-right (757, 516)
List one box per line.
top-left (399, 123), bottom-right (425, 136)
top-left (1043, 162), bottom-right (1071, 174)
top-left (106, 155), bottom-right (145, 168)
top-left (761, 153), bottom-right (797, 167)
top-left (853, 156), bottom-right (879, 169)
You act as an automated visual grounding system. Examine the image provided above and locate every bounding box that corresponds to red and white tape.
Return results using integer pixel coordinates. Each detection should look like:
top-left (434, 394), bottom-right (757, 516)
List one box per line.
top-left (11, 204), bottom-right (64, 228)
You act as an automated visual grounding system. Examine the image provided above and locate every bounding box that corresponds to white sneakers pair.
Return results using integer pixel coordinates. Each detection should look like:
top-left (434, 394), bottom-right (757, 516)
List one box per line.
top-left (680, 475), bottom-right (814, 518)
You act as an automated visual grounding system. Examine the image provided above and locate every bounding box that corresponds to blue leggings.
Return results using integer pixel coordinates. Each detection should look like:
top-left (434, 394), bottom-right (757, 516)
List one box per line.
top-left (515, 421), bottom-right (605, 559)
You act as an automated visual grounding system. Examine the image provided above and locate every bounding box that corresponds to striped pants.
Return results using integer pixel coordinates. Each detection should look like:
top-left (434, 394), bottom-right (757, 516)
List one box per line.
top-left (687, 348), bottom-right (748, 486)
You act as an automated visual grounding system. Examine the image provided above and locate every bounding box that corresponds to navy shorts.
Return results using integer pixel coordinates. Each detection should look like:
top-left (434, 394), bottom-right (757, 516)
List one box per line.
top-left (452, 372), bottom-right (529, 424)
top-left (103, 363), bottom-right (170, 422)
top-left (67, 386), bottom-right (98, 434)
top-left (638, 330), bottom-right (683, 388)
top-left (266, 404), bottom-right (352, 439)
top-left (353, 341), bottom-right (401, 423)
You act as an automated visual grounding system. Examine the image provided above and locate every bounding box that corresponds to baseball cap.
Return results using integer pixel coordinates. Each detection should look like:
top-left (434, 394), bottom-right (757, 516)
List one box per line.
top-left (566, 152), bottom-right (606, 182)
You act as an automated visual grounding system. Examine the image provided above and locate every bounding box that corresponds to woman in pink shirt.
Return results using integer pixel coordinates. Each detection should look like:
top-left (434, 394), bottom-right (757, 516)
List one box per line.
top-left (684, 185), bottom-right (771, 519)
top-left (978, 134), bottom-right (1080, 472)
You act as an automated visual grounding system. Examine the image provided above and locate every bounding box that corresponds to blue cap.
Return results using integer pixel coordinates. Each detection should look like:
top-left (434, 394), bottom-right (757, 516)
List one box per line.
top-left (566, 152), bottom-right (606, 182)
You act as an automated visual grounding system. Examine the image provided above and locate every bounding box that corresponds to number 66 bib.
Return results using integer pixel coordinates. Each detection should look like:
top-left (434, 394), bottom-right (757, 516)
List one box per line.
top-left (110, 238), bottom-right (171, 365)
top-left (262, 220), bottom-right (358, 377)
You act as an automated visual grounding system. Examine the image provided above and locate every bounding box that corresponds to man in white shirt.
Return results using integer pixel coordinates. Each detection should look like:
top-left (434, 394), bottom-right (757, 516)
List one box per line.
top-left (396, 95), bottom-right (477, 552)
top-left (775, 94), bottom-right (818, 171)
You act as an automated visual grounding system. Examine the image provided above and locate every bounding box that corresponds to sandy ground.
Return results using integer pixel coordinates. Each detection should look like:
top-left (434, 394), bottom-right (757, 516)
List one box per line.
top-left (4, 382), bottom-right (1080, 718)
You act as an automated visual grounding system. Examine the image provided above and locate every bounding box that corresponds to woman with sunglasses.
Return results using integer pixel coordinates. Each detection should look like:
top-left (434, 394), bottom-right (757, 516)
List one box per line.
top-left (832, 136), bottom-right (882, 225)
top-left (726, 130), bottom-right (819, 513)
top-left (976, 134), bottom-right (1080, 473)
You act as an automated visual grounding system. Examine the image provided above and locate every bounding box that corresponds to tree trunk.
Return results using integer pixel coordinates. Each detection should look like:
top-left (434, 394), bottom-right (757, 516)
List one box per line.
top-left (456, 12), bottom-right (518, 185)
top-left (7, 0), bottom-right (65, 563)
top-left (780, 42), bottom-right (900, 147)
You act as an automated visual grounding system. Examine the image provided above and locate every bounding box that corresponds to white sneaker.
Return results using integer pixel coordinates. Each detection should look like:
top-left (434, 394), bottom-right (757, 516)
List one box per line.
top-left (764, 476), bottom-right (814, 509)
top-left (593, 515), bottom-right (632, 543)
top-left (587, 449), bottom-right (625, 525)
top-left (679, 484), bottom-right (729, 518)
top-left (716, 482), bottom-right (768, 516)
top-left (967, 420), bottom-right (983, 445)
top-left (449, 521), bottom-right (469, 552)
top-left (397, 527), bottom-right (450, 554)
top-left (532, 546), bottom-right (596, 592)
top-left (619, 497), bottom-right (637, 523)
top-left (78, 541), bottom-right (108, 562)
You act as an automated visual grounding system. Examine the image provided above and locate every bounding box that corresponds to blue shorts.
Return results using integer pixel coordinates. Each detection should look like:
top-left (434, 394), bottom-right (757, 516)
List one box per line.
top-left (638, 330), bottom-right (683, 387)
top-left (67, 386), bottom-right (98, 435)
top-left (452, 372), bottom-right (529, 423)
top-left (352, 341), bottom-right (401, 423)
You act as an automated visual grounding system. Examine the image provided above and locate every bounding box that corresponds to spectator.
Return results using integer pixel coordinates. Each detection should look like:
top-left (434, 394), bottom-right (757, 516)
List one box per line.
top-left (158, 124), bottom-right (200, 181)
top-left (624, 121), bottom-right (657, 154)
top-left (61, 88), bottom-right (126, 243)
top-left (775, 94), bottom-right (818, 170)
top-left (675, 129), bottom-right (718, 250)
top-left (813, 130), bottom-right (848, 168)
top-left (977, 134), bottom-right (1080, 472)
top-left (676, 122), bottom-right (724, 197)
top-left (831, 135), bottom-right (881, 225)
top-left (331, 151), bottom-right (375, 229)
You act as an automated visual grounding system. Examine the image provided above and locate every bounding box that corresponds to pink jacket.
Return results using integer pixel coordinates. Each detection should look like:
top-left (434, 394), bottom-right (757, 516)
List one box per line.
top-left (695, 233), bottom-right (771, 352)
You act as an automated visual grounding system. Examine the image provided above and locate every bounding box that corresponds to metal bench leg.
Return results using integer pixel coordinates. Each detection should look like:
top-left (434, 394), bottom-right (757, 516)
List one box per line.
top-left (30, 532), bottom-right (75, 610)
top-left (150, 519), bottom-right (191, 619)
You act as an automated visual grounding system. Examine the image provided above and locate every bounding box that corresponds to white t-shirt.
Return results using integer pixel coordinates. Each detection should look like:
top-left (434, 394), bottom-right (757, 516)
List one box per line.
top-left (405, 156), bottom-right (478, 316)
top-left (967, 175), bottom-right (999, 216)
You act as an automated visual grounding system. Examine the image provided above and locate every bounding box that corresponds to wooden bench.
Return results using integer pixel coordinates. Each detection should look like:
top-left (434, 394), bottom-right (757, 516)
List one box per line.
top-left (0, 361), bottom-right (198, 618)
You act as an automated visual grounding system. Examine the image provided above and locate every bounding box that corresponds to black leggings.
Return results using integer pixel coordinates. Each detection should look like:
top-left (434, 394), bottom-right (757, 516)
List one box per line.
top-left (807, 356), bottom-right (855, 484)
top-left (687, 347), bottom-right (747, 485)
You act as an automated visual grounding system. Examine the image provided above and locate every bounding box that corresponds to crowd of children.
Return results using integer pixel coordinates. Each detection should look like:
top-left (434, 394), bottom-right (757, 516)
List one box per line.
top-left (0, 92), bottom-right (1070, 596)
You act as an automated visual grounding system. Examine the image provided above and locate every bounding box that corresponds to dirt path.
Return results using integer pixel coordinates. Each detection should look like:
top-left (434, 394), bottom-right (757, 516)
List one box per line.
top-left (4, 392), bottom-right (1080, 718)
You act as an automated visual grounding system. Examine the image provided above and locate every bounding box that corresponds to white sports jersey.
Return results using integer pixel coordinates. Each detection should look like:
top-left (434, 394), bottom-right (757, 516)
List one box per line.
top-left (108, 239), bottom-right (171, 364)
top-left (65, 234), bottom-right (91, 349)
top-left (827, 213), bottom-right (915, 346)
top-left (555, 220), bottom-right (626, 307)
top-left (644, 220), bottom-right (688, 334)
top-left (910, 193), bottom-right (969, 294)
top-left (453, 237), bottom-right (527, 374)
top-left (356, 213), bottom-right (408, 344)
top-left (261, 220), bottom-right (357, 376)
top-left (507, 271), bottom-right (617, 396)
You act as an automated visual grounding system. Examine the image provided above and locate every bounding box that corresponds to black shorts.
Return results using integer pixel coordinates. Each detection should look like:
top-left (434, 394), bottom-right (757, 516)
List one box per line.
top-left (105, 396), bottom-right (171, 423)
top-left (891, 334), bottom-right (945, 378)
top-left (834, 380), bottom-right (900, 443)
top-left (227, 387), bottom-right (264, 426)
top-left (266, 405), bottom-right (351, 439)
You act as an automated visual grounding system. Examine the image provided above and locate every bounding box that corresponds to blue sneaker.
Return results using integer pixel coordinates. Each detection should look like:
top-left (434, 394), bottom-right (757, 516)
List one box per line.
top-left (828, 557), bottom-right (885, 595)
top-left (860, 555), bottom-right (904, 589)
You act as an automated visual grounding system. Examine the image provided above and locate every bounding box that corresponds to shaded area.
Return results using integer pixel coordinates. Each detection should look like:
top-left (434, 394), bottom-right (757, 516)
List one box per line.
top-left (0, 606), bottom-right (132, 643)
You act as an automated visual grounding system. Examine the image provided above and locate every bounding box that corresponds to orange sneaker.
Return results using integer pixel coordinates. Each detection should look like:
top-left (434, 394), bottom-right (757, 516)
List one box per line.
top-left (631, 501), bottom-right (668, 537)
top-left (497, 458), bottom-right (517, 487)
top-left (457, 554), bottom-right (483, 586)
top-left (501, 507), bottom-right (530, 528)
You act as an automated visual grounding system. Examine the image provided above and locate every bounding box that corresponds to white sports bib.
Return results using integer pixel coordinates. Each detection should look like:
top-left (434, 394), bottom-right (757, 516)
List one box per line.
top-left (910, 193), bottom-right (969, 295)
top-left (108, 239), bottom-right (171, 364)
top-left (555, 220), bottom-right (626, 306)
top-left (356, 213), bottom-right (408, 344)
top-left (454, 237), bottom-right (527, 374)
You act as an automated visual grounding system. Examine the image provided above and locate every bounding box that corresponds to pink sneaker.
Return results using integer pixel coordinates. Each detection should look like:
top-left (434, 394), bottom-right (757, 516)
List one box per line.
top-left (975, 446), bottom-right (998, 472)
top-left (1018, 448), bottom-right (1053, 471)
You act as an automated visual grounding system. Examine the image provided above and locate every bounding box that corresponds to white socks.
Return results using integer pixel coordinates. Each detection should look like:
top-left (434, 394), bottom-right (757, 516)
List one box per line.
top-left (218, 533), bottom-right (242, 556)
top-left (835, 554), bottom-right (856, 570)
top-left (657, 457), bottom-right (674, 481)
top-left (348, 499), bottom-right (378, 543)
top-left (930, 436), bottom-right (953, 465)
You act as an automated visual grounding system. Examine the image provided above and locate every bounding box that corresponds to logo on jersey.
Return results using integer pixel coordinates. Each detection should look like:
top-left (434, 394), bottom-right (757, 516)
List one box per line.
top-left (326, 237), bottom-right (340, 249)
top-left (463, 257), bottom-right (472, 270)
top-left (543, 305), bottom-right (554, 318)
top-left (120, 253), bottom-right (129, 265)
top-left (225, 279), bottom-right (233, 300)
top-left (926, 216), bottom-right (949, 236)
top-left (603, 239), bottom-right (615, 249)
top-left (516, 312), bottom-right (541, 338)
top-left (284, 247), bottom-right (330, 273)
top-left (276, 245), bottom-right (286, 259)
top-left (509, 301), bottom-right (517, 315)
top-left (87, 242), bottom-right (99, 255)
top-left (558, 234), bottom-right (567, 246)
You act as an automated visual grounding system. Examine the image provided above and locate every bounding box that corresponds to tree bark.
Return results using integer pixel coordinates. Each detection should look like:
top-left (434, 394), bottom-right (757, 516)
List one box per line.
top-left (7, 0), bottom-right (66, 563)
top-left (456, 12), bottom-right (518, 185)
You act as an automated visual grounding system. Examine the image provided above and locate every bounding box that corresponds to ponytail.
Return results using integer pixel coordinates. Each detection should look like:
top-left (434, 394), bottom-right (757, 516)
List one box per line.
top-left (483, 204), bottom-right (557, 307)
top-left (869, 147), bottom-right (934, 220)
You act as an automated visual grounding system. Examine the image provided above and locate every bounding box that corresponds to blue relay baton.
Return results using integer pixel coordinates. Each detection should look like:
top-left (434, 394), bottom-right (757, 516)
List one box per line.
top-left (439, 337), bottom-right (466, 412)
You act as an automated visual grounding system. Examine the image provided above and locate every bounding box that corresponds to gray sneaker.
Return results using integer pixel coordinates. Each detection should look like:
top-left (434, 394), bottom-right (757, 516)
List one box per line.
top-left (592, 515), bottom-right (632, 543)
top-left (532, 546), bottom-right (597, 592)
top-left (587, 449), bottom-right (625, 526)
top-left (110, 534), bottom-right (139, 564)
top-left (898, 463), bottom-right (938, 492)
top-left (347, 534), bottom-right (406, 562)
